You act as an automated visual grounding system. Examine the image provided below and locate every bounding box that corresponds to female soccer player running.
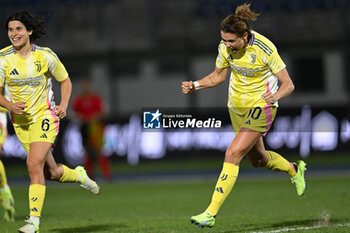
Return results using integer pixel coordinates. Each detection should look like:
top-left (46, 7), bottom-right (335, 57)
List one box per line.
top-left (0, 10), bottom-right (100, 233)
top-left (182, 4), bottom-right (306, 228)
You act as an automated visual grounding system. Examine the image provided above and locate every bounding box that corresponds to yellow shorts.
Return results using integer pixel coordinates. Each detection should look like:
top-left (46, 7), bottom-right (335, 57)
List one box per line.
top-left (229, 105), bottom-right (277, 136)
top-left (14, 115), bottom-right (60, 154)
top-left (0, 112), bottom-right (8, 145)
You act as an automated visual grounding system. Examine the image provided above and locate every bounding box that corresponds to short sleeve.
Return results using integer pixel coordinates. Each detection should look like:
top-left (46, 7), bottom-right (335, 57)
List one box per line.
top-left (264, 47), bottom-right (286, 74)
top-left (215, 42), bottom-right (230, 69)
top-left (43, 48), bottom-right (69, 82)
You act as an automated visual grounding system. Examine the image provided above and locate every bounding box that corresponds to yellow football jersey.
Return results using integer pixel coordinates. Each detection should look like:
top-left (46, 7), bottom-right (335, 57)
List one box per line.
top-left (216, 31), bottom-right (286, 114)
top-left (0, 106), bottom-right (7, 113)
top-left (0, 44), bottom-right (68, 126)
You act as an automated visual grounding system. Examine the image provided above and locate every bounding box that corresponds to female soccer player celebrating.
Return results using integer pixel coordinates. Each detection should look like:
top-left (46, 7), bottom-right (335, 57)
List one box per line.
top-left (0, 10), bottom-right (100, 233)
top-left (182, 4), bottom-right (306, 228)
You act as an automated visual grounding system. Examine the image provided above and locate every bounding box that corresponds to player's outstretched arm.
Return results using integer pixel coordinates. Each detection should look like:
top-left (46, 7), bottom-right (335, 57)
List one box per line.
top-left (181, 67), bottom-right (229, 95)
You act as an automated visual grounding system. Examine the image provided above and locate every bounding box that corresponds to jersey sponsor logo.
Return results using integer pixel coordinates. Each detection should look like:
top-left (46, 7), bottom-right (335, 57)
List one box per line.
top-left (40, 133), bottom-right (48, 138)
top-left (10, 76), bottom-right (44, 86)
top-left (10, 68), bottom-right (19, 75)
top-left (230, 65), bottom-right (259, 77)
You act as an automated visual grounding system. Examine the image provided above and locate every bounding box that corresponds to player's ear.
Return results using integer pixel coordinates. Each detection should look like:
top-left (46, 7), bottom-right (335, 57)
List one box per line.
top-left (243, 32), bottom-right (248, 40)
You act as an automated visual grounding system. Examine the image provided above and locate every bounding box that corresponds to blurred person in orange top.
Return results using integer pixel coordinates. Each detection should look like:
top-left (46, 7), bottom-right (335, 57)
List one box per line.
top-left (73, 79), bottom-right (111, 180)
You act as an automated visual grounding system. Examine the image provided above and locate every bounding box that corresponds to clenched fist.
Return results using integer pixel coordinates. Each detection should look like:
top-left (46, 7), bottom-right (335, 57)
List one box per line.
top-left (181, 81), bottom-right (194, 94)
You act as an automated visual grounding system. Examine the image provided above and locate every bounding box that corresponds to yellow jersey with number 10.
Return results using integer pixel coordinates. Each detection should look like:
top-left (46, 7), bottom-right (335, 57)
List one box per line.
top-left (0, 44), bottom-right (68, 126)
top-left (216, 31), bottom-right (286, 114)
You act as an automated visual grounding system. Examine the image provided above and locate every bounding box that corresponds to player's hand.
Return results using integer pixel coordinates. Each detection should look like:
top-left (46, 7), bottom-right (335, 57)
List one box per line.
top-left (182, 81), bottom-right (194, 94)
top-left (9, 102), bottom-right (27, 115)
top-left (262, 91), bottom-right (277, 105)
top-left (53, 105), bottom-right (67, 119)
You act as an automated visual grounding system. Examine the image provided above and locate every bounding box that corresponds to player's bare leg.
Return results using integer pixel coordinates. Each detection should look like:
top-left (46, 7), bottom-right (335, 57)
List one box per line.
top-left (19, 142), bottom-right (52, 233)
top-left (191, 128), bottom-right (261, 228)
top-left (246, 136), bottom-right (269, 167)
top-left (44, 150), bottom-right (100, 195)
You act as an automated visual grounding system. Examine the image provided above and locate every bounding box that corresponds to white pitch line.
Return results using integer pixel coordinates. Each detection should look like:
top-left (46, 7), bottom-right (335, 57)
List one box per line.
top-left (251, 223), bottom-right (350, 233)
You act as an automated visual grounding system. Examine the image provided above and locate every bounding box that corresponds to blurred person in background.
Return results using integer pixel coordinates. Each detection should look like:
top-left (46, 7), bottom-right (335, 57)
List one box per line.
top-left (182, 3), bottom-right (306, 228)
top-left (0, 103), bottom-right (15, 222)
top-left (73, 79), bottom-right (111, 180)
top-left (0, 10), bottom-right (99, 232)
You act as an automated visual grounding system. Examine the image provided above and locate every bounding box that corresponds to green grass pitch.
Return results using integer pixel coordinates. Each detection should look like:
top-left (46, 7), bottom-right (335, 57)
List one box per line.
top-left (1, 176), bottom-right (350, 233)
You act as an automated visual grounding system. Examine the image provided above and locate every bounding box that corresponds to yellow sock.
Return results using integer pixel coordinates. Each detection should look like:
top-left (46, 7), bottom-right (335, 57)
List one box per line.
top-left (0, 160), bottom-right (7, 188)
top-left (206, 162), bottom-right (239, 216)
top-left (59, 164), bottom-right (79, 183)
top-left (29, 184), bottom-right (46, 217)
top-left (264, 150), bottom-right (296, 177)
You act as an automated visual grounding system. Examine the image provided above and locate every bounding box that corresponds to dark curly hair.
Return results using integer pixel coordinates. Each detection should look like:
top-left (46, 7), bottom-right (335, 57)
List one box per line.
top-left (5, 10), bottom-right (46, 42)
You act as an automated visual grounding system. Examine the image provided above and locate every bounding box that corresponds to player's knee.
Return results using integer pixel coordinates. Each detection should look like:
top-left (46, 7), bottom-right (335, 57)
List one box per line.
top-left (26, 159), bottom-right (39, 172)
top-left (225, 148), bottom-right (244, 165)
top-left (44, 167), bottom-right (60, 181)
top-left (44, 171), bottom-right (59, 181)
top-left (250, 159), bottom-right (267, 168)
top-left (26, 160), bottom-right (44, 180)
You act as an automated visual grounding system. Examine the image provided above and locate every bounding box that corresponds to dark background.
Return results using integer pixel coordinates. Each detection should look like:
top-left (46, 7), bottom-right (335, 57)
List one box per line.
top-left (1, 0), bottom-right (349, 168)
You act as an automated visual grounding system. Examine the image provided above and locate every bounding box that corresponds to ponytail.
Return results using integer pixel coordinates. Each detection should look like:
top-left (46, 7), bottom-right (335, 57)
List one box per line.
top-left (220, 3), bottom-right (259, 37)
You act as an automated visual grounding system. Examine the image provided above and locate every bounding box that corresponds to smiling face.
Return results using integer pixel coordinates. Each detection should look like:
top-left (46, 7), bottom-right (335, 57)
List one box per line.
top-left (221, 31), bottom-right (248, 54)
top-left (7, 20), bottom-right (32, 49)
